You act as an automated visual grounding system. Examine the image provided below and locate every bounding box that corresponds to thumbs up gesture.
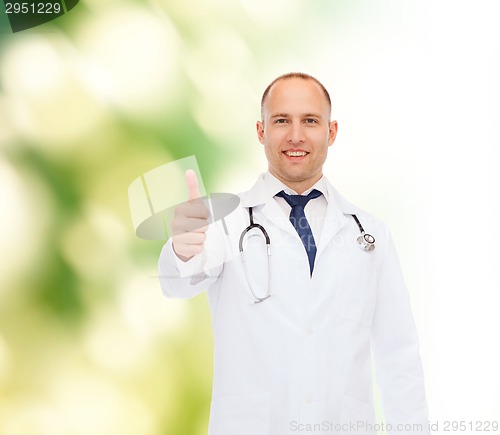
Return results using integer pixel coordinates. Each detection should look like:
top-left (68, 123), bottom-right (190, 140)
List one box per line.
top-left (172, 170), bottom-right (209, 262)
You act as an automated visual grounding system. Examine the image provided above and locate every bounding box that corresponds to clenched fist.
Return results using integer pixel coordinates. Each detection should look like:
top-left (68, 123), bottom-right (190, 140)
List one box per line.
top-left (172, 169), bottom-right (210, 262)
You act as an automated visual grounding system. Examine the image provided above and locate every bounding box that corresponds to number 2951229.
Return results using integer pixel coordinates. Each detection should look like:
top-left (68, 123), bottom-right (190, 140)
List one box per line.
top-left (5, 2), bottom-right (62, 14)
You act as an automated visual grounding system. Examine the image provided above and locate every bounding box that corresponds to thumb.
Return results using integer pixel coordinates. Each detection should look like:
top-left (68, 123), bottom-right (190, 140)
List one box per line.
top-left (185, 169), bottom-right (200, 200)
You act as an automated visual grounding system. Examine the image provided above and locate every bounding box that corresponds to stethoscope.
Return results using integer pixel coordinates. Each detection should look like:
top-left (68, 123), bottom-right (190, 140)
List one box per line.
top-left (238, 208), bottom-right (375, 303)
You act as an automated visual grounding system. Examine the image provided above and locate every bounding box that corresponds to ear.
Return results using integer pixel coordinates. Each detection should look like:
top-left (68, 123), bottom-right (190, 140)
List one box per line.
top-left (328, 120), bottom-right (338, 146)
top-left (256, 121), bottom-right (265, 144)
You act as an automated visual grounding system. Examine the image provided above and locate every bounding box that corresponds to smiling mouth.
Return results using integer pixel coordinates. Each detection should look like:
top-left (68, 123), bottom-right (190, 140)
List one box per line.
top-left (284, 150), bottom-right (308, 157)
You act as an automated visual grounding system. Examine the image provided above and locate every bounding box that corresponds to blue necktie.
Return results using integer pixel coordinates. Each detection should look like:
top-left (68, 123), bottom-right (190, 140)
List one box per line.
top-left (276, 189), bottom-right (322, 275)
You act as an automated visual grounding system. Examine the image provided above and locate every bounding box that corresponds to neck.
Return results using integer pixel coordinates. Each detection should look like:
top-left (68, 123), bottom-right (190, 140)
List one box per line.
top-left (270, 170), bottom-right (323, 195)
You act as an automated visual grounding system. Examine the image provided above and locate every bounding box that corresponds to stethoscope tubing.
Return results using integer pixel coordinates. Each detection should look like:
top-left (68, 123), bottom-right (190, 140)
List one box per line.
top-left (239, 208), bottom-right (375, 303)
top-left (239, 207), bottom-right (272, 303)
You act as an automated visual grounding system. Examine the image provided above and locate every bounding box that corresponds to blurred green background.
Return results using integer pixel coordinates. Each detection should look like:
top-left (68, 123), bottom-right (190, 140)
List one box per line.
top-left (1, 2), bottom-right (370, 434)
top-left (1, 0), bottom-right (497, 434)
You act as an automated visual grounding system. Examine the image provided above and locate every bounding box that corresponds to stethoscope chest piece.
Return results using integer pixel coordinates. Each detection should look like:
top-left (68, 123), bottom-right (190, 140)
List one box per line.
top-left (351, 214), bottom-right (375, 252)
top-left (357, 233), bottom-right (375, 251)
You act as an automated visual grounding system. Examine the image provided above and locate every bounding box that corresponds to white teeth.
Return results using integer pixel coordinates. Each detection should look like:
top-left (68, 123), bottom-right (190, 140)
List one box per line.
top-left (286, 151), bottom-right (307, 157)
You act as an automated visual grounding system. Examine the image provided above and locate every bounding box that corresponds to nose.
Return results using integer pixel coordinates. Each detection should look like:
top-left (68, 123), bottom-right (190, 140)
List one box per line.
top-left (287, 122), bottom-right (305, 144)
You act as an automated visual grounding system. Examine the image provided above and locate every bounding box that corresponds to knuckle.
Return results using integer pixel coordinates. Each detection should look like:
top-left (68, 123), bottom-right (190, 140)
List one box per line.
top-left (200, 206), bottom-right (209, 218)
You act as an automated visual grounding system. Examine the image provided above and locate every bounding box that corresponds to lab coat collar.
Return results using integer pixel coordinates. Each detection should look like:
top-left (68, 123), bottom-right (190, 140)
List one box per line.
top-left (240, 173), bottom-right (295, 237)
top-left (239, 173), bottom-right (273, 208)
top-left (240, 173), bottom-right (362, 254)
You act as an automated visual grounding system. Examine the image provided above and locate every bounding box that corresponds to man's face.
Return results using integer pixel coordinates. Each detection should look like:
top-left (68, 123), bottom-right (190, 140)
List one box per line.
top-left (256, 78), bottom-right (338, 193)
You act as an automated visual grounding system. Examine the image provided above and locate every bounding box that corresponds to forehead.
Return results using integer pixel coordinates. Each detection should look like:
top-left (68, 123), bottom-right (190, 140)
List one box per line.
top-left (264, 78), bottom-right (329, 116)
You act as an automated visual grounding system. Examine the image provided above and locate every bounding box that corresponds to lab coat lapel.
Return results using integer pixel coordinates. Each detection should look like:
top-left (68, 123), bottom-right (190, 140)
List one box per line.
top-left (315, 180), bottom-right (357, 258)
top-left (240, 174), bottom-right (298, 239)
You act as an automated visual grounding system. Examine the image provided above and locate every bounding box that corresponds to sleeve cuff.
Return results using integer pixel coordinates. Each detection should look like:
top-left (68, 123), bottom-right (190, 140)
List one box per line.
top-left (170, 239), bottom-right (207, 278)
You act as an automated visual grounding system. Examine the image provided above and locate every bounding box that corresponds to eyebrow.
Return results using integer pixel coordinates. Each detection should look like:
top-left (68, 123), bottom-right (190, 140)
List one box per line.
top-left (270, 113), bottom-right (324, 119)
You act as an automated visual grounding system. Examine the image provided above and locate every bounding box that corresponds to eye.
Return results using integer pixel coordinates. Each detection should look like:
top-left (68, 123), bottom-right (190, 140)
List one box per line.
top-left (304, 118), bottom-right (318, 124)
top-left (274, 118), bottom-right (288, 124)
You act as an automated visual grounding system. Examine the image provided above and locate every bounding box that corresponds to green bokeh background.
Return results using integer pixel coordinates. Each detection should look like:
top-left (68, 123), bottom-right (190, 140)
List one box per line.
top-left (1, 2), bottom-right (365, 434)
top-left (2, 0), bottom-right (497, 433)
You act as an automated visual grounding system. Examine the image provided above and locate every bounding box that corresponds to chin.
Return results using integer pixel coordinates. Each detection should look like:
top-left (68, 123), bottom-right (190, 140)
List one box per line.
top-left (280, 171), bottom-right (309, 183)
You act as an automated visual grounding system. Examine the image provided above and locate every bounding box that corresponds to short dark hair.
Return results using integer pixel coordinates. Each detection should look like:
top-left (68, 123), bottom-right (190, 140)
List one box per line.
top-left (260, 72), bottom-right (332, 120)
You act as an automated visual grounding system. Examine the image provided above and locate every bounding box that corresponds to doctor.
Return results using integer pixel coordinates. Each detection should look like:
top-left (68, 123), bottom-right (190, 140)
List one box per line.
top-left (159, 72), bottom-right (430, 435)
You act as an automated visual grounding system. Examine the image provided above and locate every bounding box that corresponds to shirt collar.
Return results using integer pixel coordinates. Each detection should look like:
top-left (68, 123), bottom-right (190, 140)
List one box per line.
top-left (240, 172), bottom-right (360, 216)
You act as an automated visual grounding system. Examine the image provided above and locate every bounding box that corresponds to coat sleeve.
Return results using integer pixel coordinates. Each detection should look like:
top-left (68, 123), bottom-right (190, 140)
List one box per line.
top-left (371, 227), bottom-right (431, 435)
top-left (158, 220), bottom-right (226, 299)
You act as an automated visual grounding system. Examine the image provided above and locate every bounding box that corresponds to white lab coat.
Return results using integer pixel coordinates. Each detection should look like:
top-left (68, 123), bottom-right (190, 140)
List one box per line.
top-left (158, 174), bottom-right (430, 435)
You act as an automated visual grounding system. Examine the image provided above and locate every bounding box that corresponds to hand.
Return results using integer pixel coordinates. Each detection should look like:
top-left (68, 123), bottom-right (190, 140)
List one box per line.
top-left (172, 169), bottom-right (209, 262)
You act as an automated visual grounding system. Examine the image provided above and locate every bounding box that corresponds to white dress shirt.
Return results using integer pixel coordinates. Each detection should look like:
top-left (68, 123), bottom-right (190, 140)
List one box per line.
top-left (263, 172), bottom-right (329, 244)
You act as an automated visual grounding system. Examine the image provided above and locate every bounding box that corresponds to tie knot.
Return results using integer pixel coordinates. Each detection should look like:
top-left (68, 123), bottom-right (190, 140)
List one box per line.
top-left (276, 189), bottom-right (322, 209)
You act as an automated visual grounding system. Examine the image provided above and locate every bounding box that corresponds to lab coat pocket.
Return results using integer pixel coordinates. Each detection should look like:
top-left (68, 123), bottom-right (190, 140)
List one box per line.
top-left (208, 391), bottom-right (271, 435)
top-left (338, 252), bottom-right (377, 326)
top-left (340, 395), bottom-right (376, 435)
